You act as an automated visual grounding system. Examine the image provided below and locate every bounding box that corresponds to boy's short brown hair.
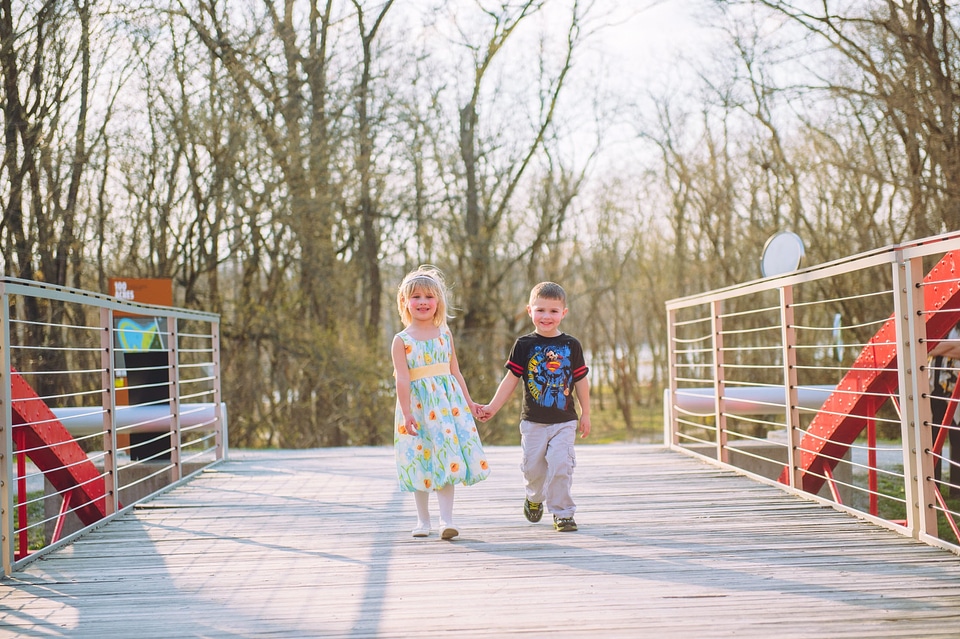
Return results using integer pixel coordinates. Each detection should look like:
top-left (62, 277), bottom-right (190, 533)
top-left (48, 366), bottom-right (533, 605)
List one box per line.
top-left (529, 282), bottom-right (566, 305)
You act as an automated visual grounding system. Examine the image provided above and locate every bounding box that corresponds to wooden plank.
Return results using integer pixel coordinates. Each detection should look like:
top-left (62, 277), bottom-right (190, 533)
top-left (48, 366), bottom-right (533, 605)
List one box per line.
top-left (1, 445), bottom-right (960, 638)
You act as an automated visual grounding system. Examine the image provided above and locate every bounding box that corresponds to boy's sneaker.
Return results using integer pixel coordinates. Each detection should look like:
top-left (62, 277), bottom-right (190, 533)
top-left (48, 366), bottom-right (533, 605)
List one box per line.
top-left (554, 515), bottom-right (578, 532)
top-left (523, 499), bottom-right (544, 523)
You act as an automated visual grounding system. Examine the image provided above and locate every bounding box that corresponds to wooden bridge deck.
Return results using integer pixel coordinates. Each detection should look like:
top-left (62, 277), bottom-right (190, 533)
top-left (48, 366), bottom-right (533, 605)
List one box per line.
top-left (3, 444), bottom-right (960, 638)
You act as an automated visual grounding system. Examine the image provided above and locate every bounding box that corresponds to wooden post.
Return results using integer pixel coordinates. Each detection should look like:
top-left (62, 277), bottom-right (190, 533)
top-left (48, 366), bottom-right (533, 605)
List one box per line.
top-left (101, 307), bottom-right (118, 516)
top-left (780, 285), bottom-right (801, 488)
top-left (712, 300), bottom-right (727, 463)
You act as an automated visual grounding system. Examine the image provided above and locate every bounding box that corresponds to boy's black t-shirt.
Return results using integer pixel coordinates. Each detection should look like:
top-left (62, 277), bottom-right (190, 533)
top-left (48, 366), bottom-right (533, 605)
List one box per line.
top-left (505, 332), bottom-right (589, 424)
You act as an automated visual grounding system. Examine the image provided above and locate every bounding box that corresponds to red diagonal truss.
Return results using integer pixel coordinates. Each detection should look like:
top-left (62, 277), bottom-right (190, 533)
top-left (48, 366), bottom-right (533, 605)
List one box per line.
top-left (780, 250), bottom-right (960, 493)
top-left (11, 368), bottom-right (108, 525)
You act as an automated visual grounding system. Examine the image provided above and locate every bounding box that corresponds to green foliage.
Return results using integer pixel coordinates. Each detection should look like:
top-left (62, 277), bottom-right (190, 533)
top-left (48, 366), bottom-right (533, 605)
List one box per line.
top-left (588, 403), bottom-right (664, 444)
top-left (13, 491), bottom-right (46, 551)
top-left (876, 466), bottom-right (960, 545)
top-left (474, 388), bottom-right (663, 446)
top-left (222, 287), bottom-right (395, 448)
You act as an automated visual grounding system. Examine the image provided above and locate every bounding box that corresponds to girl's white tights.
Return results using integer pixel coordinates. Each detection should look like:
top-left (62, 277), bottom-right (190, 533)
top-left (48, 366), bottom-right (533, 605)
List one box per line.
top-left (437, 484), bottom-right (455, 525)
top-left (415, 485), bottom-right (455, 527)
top-left (414, 490), bottom-right (430, 527)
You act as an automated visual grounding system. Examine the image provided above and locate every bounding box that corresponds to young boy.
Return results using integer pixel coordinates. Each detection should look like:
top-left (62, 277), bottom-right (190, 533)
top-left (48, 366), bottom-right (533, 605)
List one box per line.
top-left (479, 282), bottom-right (591, 532)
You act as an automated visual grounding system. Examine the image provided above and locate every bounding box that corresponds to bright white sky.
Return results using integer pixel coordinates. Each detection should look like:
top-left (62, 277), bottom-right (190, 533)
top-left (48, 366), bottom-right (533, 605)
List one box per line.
top-left (588, 0), bottom-right (713, 82)
top-left (520, 0), bottom-right (719, 182)
top-left (406, 0), bottom-right (718, 92)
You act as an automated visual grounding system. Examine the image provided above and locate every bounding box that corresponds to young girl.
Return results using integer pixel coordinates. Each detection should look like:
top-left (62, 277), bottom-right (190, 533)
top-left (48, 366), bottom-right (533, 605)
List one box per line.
top-left (392, 266), bottom-right (490, 539)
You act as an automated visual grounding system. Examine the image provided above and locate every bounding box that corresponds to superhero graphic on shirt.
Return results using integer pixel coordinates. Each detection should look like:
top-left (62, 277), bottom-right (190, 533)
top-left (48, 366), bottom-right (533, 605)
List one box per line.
top-left (506, 332), bottom-right (588, 424)
top-left (526, 344), bottom-right (573, 411)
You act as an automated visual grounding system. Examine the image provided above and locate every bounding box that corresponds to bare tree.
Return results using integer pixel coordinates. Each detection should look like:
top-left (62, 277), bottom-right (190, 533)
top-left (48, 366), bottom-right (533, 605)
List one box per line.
top-left (0, 0), bottom-right (122, 398)
top-left (350, 0), bottom-right (394, 339)
top-left (163, 0), bottom-right (415, 445)
top-left (735, 0), bottom-right (960, 238)
top-left (409, 2), bottom-right (594, 416)
top-left (1, 0), bottom-right (93, 285)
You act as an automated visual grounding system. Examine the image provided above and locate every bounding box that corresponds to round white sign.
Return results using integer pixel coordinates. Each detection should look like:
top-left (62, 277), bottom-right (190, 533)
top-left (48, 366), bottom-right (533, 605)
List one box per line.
top-left (760, 231), bottom-right (805, 277)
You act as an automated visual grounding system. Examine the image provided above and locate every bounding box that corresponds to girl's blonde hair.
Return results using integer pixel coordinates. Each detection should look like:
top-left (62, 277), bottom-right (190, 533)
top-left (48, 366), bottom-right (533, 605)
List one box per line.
top-left (397, 265), bottom-right (450, 328)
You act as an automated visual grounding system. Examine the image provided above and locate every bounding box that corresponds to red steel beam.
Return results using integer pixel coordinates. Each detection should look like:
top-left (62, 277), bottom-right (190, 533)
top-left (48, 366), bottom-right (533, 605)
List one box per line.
top-left (10, 368), bottom-right (108, 526)
top-left (780, 251), bottom-right (960, 493)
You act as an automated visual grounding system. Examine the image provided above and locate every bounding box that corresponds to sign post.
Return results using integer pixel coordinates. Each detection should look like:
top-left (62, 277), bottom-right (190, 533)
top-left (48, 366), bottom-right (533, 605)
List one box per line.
top-left (107, 278), bottom-right (173, 459)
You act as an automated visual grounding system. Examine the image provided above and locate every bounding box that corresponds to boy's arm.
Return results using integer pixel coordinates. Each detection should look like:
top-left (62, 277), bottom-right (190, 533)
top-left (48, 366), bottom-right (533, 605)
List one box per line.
top-left (574, 376), bottom-right (591, 439)
top-left (482, 372), bottom-right (520, 418)
top-left (391, 336), bottom-right (418, 435)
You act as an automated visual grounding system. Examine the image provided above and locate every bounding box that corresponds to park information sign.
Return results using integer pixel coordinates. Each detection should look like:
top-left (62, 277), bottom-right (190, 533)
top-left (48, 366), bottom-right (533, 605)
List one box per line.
top-left (107, 278), bottom-right (173, 433)
top-left (108, 277), bottom-right (173, 310)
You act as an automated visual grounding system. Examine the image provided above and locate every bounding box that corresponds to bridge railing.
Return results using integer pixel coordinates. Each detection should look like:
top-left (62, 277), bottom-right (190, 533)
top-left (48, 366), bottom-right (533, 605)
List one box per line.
top-left (0, 277), bottom-right (225, 576)
top-left (665, 231), bottom-right (960, 554)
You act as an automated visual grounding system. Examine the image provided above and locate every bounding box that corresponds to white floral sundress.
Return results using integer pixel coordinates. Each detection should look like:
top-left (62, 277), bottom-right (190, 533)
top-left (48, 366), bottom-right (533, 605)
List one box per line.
top-left (394, 328), bottom-right (490, 492)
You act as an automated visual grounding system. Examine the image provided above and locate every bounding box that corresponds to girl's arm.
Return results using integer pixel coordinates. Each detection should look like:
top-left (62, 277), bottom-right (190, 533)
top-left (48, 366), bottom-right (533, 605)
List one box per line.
top-left (392, 335), bottom-right (418, 435)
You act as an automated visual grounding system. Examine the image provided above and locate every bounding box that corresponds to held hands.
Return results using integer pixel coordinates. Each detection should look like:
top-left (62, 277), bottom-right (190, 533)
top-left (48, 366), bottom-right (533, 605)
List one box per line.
top-left (473, 401), bottom-right (589, 434)
top-left (472, 403), bottom-right (495, 422)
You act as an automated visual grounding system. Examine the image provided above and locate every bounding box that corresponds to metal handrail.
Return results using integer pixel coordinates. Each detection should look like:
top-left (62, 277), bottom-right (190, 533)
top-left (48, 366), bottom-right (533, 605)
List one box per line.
top-left (0, 277), bottom-right (226, 576)
top-left (665, 231), bottom-right (960, 554)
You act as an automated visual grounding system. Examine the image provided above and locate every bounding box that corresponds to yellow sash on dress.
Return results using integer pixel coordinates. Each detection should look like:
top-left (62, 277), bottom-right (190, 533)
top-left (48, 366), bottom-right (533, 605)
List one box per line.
top-left (408, 362), bottom-right (451, 381)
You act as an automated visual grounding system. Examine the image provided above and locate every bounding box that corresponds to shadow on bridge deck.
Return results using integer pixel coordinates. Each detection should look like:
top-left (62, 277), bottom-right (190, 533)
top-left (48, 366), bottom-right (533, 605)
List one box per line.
top-left (2, 445), bottom-right (960, 638)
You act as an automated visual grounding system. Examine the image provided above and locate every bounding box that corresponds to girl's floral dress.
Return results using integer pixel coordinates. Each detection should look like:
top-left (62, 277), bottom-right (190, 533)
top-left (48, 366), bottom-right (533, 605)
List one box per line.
top-left (395, 328), bottom-right (490, 492)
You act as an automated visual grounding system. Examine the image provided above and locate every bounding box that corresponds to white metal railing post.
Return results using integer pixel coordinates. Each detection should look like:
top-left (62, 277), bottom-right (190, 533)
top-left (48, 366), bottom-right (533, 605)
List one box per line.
top-left (664, 232), bottom-right (960, 551)
top-left (665, 308), bottom-right (678, 446)
top-left (0, 286), bottom-right (12, 576)
top-left (0, 276), bottom-right (224, 573)
top-left (900, 255), bottom-right (938, 539)
top-left (711, 300), bottom-right (728, 462)
top-left (169, 317), bottom-right (182, 480)
top-left (100, 308), bottom-right (118, 516)
top-left (780, 285), bottom-right (800, 488)
top-left (212, 321), bottom-right (225, 459)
